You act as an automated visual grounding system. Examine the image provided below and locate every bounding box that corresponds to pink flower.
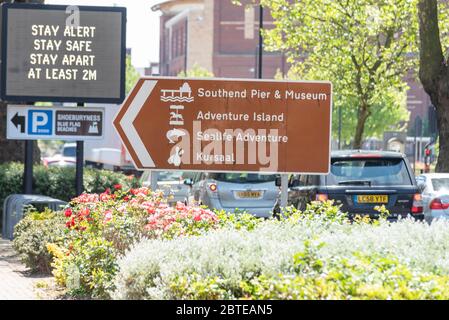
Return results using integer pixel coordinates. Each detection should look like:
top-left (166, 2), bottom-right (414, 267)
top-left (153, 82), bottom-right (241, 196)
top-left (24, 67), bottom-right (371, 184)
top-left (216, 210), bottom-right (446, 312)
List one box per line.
top-left (100, 192), bottom-right (111, 202)
top-left (158, 203), bottom-right (169, 209)
top-left (194, 215), bottom-right (202, 222)
top-left (114, 184), bottom-right (122, 190)
top-left (176, 202), bottom-right (186, 211)
top-left (79, 207), bottom-right (90, 217)
top-left (104, 210), bottom-right (113, 223)
top-left (73, 193), bottom-right (99, 204)
top-left (131, 187), bottom-right (150, 196)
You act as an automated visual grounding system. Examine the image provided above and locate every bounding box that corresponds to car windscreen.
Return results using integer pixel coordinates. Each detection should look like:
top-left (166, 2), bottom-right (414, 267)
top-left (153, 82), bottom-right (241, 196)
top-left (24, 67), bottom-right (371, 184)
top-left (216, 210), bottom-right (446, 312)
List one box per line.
top-left (208, 173), bottom-right (277, 183)
top-left (327, 158), bottom-right (412, 186)
top-left (431, 178), bottom-right (449, 192)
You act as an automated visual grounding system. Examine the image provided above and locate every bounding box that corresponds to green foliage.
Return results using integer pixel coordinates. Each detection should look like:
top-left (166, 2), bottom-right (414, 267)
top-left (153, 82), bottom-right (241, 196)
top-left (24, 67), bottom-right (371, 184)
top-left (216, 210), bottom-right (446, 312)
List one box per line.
top-left (126, 56), bottom-right (140, 94)
top-left (256, 0), bottom-right (418, 146)
top-left (168, 274), bottom-right (236, 300)
top-left (12, 208), bottom-right (66, 274)
top-left (18, 195), bottom-right (449, 300)
top-left (215, 209), bottom-right (263, 231)
top-left (281, 200), bottom-right (349, 224)
top-left (61, 237), bottom-right (118, 298)
top-left (46, 188), bottom-right (221, 299)
top-left (240, 251), bottom-right (449, 300)
top-left (0, 162), bottom-right (140, 227)
top-left (168, 242), bottom-right (449, 300)
top-left (177, 63), bottom-right (214, 78)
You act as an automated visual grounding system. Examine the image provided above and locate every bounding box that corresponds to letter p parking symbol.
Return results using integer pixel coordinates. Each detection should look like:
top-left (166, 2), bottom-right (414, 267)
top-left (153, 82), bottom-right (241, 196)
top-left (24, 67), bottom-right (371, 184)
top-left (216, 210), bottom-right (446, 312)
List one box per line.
top-left (28, 110), bottom-right (53, 135)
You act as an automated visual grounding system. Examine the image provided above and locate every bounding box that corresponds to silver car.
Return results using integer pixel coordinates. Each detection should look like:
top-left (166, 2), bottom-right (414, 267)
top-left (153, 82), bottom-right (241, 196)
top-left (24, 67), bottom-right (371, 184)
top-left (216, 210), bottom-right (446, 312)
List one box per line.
top-left (416, 173), bottom-right (449, 223)
top-left (141, 171), bottom-right (192, 205)
top-left (185, 172), bottom-right (279, 218)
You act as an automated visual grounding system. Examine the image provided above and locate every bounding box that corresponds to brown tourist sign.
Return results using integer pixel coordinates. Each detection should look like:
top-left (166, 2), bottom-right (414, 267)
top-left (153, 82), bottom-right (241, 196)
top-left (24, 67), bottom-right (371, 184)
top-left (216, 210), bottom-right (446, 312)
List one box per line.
top-left (113, 77), bottom-right (332, 173)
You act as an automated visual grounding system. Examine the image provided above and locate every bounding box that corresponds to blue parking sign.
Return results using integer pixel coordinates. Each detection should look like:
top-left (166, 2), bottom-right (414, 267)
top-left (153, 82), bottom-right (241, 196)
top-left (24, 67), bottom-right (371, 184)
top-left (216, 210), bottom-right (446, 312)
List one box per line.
top-left (28, 110), bottom-right (53, 135)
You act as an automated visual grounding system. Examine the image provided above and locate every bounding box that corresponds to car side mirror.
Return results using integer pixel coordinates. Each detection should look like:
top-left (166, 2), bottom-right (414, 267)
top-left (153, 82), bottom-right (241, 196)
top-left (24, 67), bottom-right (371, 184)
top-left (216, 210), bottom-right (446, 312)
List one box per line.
top-left (275, 177), bottom-right (282, 187)
top-left (184, 178), bottom-right (193, 186)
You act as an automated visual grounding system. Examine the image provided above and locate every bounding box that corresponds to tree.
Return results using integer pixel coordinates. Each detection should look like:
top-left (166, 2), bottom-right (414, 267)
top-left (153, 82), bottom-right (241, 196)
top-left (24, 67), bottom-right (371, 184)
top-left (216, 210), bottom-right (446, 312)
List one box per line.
top-left (256, 0), bottom-right (418, 148)
top-left (0, 0), bottom-right (43, 164)
top-left (276, 69), bottom-right (408, 145)
top-left (178, 63), bottom-right (214, 78)
top-left (418, 0), bottom-right (449, 172)
top-left (125, 55), bottom-right (140, 95)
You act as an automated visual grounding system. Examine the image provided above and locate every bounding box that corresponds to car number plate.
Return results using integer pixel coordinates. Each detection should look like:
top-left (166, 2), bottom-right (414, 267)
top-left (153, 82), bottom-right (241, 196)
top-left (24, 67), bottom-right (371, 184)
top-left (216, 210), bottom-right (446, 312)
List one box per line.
top-left (236, 191), bottom-right (261, 198)
top-left (357, 195), bottom-right (388, 203)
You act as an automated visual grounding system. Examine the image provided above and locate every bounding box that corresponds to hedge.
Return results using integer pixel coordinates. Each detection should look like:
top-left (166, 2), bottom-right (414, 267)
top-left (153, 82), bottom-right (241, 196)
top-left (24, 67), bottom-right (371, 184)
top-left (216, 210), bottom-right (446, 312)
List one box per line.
top-left (0, 162), bottom-right (140, 227)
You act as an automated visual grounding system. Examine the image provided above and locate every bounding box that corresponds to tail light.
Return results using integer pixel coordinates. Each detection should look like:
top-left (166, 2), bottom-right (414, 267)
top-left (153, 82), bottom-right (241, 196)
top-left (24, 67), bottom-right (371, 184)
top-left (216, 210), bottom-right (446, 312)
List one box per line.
top-left (208, 183), bottom-right (217, 192)
top-left (411, 193), bottom-right (423, 214)
top-left (429, 198), bottom-right (449, 210)
top-left (315, 193), bottom-right (328, 202)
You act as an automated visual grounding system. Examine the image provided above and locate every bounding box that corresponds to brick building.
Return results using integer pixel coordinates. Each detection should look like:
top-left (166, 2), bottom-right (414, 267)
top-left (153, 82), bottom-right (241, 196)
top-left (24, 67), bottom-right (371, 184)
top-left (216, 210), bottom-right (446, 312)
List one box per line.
top-left (152, 0), bottom-right (431, 133)
top-left (152, 0), bottom-right (286, 78)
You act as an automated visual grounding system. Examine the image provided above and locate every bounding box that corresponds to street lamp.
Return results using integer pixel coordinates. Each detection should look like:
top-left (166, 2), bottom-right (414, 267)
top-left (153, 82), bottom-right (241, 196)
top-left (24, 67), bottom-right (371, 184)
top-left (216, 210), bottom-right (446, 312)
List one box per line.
top-left (258, 4), bottom-right (263, 79)
top-left (338, 105), bottom-right (342, 150)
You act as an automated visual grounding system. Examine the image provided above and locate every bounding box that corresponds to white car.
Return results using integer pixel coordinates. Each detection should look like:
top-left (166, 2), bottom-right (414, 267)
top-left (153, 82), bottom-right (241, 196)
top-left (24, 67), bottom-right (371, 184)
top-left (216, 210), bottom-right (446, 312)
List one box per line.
top-left (42, 142), bottom-right (77, 167)
top-left (416, 173), bottom-right (449, 223)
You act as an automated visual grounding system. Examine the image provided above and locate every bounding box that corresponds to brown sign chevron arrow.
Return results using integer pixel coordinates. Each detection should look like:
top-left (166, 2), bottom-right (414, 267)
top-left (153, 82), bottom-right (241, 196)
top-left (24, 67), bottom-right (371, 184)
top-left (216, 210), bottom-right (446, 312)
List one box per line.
top-left (113, 77), bottom-right (332, 173)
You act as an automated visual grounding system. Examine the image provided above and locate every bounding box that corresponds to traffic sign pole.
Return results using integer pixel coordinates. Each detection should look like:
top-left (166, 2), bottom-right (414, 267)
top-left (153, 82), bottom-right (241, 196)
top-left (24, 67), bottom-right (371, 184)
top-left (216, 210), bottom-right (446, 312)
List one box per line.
top-left (76, 103), bottom-right (84, 196)
top-left (23, 140), bottom-right (33, 194)
top-left (258, 4), bottom-right (287, 208)
top-left (280, 174), bottom-right (289, 209)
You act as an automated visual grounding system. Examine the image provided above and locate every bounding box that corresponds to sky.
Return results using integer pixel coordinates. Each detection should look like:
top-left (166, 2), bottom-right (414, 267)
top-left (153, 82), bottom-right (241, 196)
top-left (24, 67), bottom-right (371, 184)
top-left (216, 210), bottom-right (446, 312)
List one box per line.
top-left (46, 0), bottom-right (162, 68)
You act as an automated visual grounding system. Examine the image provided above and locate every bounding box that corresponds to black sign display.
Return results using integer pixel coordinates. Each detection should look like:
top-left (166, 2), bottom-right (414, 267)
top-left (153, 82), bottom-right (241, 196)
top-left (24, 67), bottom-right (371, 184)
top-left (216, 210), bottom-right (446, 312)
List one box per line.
top-left (0, 3), bottom-right (126, 103)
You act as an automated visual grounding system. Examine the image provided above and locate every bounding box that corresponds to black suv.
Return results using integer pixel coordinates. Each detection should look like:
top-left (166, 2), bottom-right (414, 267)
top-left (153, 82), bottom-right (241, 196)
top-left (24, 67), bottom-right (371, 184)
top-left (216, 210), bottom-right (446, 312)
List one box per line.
top-left (274, 150), bottom-right (424, 220)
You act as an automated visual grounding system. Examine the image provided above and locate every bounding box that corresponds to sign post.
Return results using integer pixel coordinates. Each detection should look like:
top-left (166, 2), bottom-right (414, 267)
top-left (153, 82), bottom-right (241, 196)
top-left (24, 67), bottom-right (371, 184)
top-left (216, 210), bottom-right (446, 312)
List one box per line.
top-left (24, 140), bottom-right (33, 194)
top-left (76, 103), bottom-right (84, 196)
top-left (114, 77), bottom-right (332, 175)
top-left (0, 3), bottom-right (126, 196)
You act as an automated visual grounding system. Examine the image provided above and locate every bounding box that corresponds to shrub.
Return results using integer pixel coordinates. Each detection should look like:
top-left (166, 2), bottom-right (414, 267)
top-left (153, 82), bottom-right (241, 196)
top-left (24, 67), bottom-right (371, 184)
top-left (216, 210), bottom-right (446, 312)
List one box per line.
top-left (0, 162), bottom-right (140, 227)
top-left (12, 208), bottom-right (66, 274)
top-left (111, 223), bottom-right (311, 299)
top-left (111, 209), bottom-right (449, 300)
top-left (47, 187), bottom-right (221, 299)
top-left (238, 251), bottom-right (449, 300)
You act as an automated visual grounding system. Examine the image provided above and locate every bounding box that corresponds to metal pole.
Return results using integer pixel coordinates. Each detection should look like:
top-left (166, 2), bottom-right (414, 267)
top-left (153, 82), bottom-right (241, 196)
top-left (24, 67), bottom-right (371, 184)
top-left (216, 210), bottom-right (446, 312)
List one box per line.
top-left (254, 47), bottom-right (259, 79)
top-left (280, 174), bottom-right (289, 208)
top-left (413, 124), bottom-right (417, 174)
top-left (75, 102), bottom-right (84, 196)
top-left (258, 5), bottom-right (263, 79)
top-left (23, 140), bottom-right (33, 194)
top-left (150, 171), bottom-right (159, 191)
top-left (256, 4), bottom-right (288, 208)
top-left (338, 105), bottom-right (342, 150)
